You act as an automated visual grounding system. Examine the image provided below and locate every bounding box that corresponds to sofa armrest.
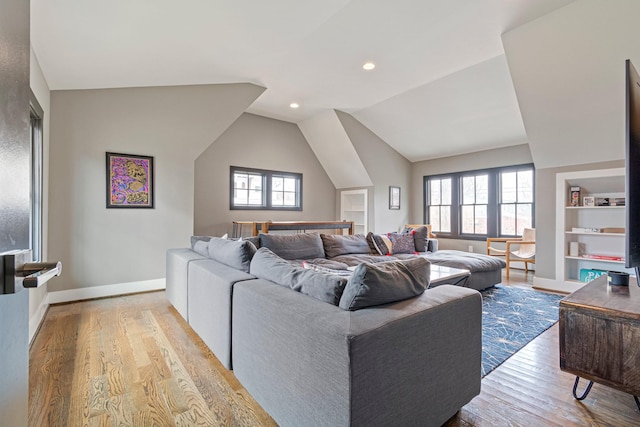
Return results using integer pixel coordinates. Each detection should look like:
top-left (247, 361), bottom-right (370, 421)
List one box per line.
top-left (427, 237), bottom-right (438, 252)
top-left (232, 280), bottom-right (481, 427)
top-left (166, 248), bottom-right (207, 320)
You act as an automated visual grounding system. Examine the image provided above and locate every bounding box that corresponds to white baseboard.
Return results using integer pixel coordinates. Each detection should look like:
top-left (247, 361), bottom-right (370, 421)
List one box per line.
top-left (29, 296), bottom-right (49, 344)
top-left (47, 278), bottom-right (166, 305)
top-left (533, 276), bottom-right (582, 294)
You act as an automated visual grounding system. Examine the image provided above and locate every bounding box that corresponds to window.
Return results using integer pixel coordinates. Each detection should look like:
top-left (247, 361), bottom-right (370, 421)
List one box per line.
top-left (499, 168), bottom-right (533, 236)
top-left (230, 166), bottom-right (302, 210)
top-left (460, 174), bottom-right (488, 235)
top-left (30, 91), bottom-right (44, 262)
top-left (424, 164), bottom-right (534, 239)
top-left (427, 178), bottom-right (451, 233)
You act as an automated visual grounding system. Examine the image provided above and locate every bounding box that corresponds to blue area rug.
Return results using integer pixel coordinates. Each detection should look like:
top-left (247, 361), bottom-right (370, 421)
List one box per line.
top-left (481, 285), bottom-right (564, 377)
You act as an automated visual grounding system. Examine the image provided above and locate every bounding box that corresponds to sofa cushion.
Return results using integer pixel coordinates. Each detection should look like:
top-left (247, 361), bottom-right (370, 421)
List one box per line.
top-left (388, 232), bottom-right (416, 254)
top-left (321, 233), bottom-right (371, 258)
top-left (193, 240), bottom-right (210, 257)
top-left (207, 237), bottom-right (257, 273)
top-left (339, 257), bottom-right (430, 310)
top-left (250, 248), bottom-right (348, 305)
top-left (191, 235), bottom-right (212, 248)
top-left (259, 233), bottom-right (325, 260)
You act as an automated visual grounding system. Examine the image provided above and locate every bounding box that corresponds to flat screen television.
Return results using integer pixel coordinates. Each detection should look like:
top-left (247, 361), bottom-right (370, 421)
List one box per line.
top-left (625, 59), bottom-right (640, 283)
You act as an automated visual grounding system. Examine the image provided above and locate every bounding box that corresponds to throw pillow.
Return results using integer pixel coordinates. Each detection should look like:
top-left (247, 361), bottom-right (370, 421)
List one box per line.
top-left (258, 233), bottom-right (325, 260)
top-left (388, 232), bottom-right (416, 254)
top-left (321, 233), bottom-right (371, 258)
top-left (190, 235), bottom-right (212, 248)
top-left (193, 240), bottom-right (209, 257)
top-left (207, 237), bottom-right (257, 273)
top-left (250, 248), bottom-right (348, 305)
top-left (338, 258), bottom-right (431, 310)
top-left (302, 261), bottom-right (353, 276)
top-left (366, 232), bottom-right (392, 255)
top-left (409, 226), bottom-right (429, 252)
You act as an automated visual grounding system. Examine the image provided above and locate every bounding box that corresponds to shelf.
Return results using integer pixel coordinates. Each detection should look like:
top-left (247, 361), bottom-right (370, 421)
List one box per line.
top-left (565, 232), bottom-right (625, 237)
top-left (565, 256), bottom-right (625, 264)
top-left (565, 205), bottom-right (625, 210)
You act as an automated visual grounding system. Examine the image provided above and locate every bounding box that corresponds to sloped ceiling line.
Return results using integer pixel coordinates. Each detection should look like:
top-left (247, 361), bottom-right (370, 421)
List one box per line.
top-left (298, 109), bottom-right (372, 189)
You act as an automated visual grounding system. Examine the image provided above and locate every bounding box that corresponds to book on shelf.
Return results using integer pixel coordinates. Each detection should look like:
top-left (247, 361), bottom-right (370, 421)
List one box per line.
top-left (571, 227), bottom-right (601, 233)
top-left (581, 254), bottom-right (624, 261)
top-left (601, 227), bottom-right (625, 233)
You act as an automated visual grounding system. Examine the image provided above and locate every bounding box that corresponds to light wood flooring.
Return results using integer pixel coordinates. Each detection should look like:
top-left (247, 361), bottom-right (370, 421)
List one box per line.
top-left (29, 270), bottom-right (640, 426)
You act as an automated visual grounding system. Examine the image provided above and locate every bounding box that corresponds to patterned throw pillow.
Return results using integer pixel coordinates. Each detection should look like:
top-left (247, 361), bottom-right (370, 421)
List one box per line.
top-left (366, 232), bottom-right (391, 255)
top-left (388, 232), bottom-right (417, 254)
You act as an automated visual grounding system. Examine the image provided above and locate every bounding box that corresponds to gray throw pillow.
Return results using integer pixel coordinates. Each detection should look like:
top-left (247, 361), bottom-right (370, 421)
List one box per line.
top-left (250, 248), bottom-right (348, 305)
top-left (207, 237), bottom-right (257, 273)
top-left (190, 235), bottom-right (212, 248)
top-left (321, 233), bottom-right (371, 258)
top-left (409, 226), bottom-right (429, 252)
top-left (259, 233), bottom-right (325, 260)
top-left (339, 258), bottom-right (430, 311)
top-left (193, 240), bottom-right (209, 257)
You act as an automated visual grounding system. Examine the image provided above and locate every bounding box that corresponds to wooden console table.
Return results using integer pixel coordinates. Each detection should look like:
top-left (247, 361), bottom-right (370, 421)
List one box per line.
top-left (232, 220), bottom-right (355, 237)
top-left (559, 275), bottom-right (640, 410)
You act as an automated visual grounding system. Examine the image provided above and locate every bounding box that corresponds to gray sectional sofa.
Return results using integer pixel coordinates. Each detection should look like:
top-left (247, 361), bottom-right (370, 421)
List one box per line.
top-left (166, 232), bottom-right (492, 426)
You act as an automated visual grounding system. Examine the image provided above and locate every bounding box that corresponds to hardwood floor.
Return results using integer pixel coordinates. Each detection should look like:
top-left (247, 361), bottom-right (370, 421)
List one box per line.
top-left (28, 292), bottom-right (276, 427)
top-left (29, 272), bottom-right (639, 426)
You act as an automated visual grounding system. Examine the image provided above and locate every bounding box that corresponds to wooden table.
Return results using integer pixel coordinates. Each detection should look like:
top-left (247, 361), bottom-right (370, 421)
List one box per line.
top-left (232, 220), bottom-right (355, 237)
top-left (559, 275), bottom-right (640, 410)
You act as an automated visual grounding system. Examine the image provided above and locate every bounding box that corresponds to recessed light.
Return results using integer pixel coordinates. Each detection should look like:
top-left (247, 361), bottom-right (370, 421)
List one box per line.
top-left (362, 62), bottom-right (375, 71)
top-left (290, 102), bottom-right (300, 109)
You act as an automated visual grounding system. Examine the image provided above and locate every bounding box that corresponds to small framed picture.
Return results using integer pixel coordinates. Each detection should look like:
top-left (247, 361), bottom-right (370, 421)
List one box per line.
top-left (389, 186), bottom-right (400, 210)
top-left (583, 196), bottom-right (595, 207)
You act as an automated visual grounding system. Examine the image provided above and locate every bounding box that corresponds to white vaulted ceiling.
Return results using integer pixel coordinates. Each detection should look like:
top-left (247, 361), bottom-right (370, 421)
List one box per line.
top-left (31, 0), bottom-right (576, 162)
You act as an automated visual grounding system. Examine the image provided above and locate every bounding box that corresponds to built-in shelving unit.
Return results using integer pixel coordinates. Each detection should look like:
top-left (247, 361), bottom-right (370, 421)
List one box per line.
top-left (551, 167), bottom-right (633, 293)
top-left (340, 189), bottom-right (368, 235)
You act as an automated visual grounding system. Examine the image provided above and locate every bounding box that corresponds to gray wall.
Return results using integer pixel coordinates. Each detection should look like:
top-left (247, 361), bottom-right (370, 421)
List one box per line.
top-left (194, 113), bottom-right (337, 236)
top-left (336, 111), bottom-right (412, 233)
top-left (535, 159), bottom-right (624, 279)
top-left (0, 0), bottom-right (30, 423)
top-left (48, 84), bottom-right (263, 291)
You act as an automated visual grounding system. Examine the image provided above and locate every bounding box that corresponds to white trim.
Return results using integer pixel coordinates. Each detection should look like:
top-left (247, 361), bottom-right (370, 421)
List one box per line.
top-left (533, 276), bottom-right (582, 294)
top-left (47, 278), bottom-right (166, 305)
top-left (29, 296), bottom-right (49, 344)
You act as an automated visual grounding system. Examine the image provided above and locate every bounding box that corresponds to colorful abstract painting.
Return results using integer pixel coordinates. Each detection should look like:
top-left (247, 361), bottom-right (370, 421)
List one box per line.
top-left (106, 152), bottom-right (154, 208)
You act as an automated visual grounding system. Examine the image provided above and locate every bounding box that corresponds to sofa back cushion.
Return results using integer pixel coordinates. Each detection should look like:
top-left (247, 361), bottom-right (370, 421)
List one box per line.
top-left (207, 237), bottom-right (257, 273)
top-left (258, 233), bottom-right (325, 260)
top-left (339, 257), bottom-right (430, 310)
top-left (321, 233), bottom-right (371, 258)
top-left (250, 248), bottom-right (348, 305)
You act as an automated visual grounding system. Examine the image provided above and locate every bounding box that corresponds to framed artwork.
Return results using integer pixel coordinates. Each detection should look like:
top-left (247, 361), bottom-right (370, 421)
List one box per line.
top-left (582, 196), bottom-right (595, 207)
top-left (389, 186), bottom-right (400, 210)
top-left (106, 152), bottom-right (154, 208)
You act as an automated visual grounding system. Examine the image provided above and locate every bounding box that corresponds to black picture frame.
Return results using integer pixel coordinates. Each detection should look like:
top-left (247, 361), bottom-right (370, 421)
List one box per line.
top-left (106, 152), bottom-right (155, 208)
top-left (389, 186), bottom-right (400, 210)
